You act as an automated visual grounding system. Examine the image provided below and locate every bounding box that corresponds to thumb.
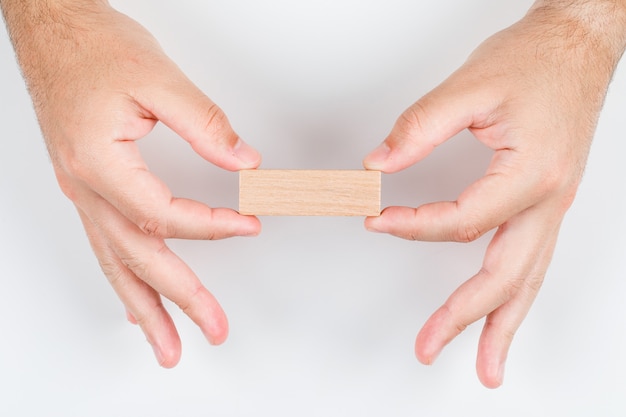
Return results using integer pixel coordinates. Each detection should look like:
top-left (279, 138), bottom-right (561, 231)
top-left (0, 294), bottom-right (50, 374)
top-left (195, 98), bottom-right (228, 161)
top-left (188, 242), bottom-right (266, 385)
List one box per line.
top-left (363, 84), bottom-right (477, 173)
top-left (138, 72), bottom-right (261, 172)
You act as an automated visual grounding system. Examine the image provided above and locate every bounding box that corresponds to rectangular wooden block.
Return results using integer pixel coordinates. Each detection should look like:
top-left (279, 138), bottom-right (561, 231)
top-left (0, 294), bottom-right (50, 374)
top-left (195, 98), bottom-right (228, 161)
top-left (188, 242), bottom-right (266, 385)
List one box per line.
top-left (239, 170), bottom-right (381, 216)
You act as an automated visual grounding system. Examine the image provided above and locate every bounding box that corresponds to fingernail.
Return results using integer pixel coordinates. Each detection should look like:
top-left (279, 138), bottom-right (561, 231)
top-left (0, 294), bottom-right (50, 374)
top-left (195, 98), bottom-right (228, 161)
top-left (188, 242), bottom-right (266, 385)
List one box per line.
top-left (234, 139), bottom-right (261, 167)
top-left (364, 142), bottom-right (390, 170)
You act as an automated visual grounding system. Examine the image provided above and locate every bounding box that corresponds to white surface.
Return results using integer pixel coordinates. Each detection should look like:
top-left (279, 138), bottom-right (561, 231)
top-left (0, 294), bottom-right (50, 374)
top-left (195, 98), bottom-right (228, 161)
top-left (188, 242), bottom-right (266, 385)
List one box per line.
top-left (1, 1), bottom-right (625, 416)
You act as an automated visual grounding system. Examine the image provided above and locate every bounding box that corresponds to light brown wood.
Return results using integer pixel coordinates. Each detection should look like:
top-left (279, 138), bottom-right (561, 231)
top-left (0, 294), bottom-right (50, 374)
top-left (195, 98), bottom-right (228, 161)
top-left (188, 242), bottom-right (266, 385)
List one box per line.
top-left (239, 170), bottom-right (381, 216)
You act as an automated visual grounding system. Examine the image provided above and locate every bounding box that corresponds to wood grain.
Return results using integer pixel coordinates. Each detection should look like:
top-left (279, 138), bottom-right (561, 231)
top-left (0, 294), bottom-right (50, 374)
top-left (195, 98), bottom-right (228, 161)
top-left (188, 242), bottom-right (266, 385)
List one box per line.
top-left (239, 170), bottom-right (381, 216)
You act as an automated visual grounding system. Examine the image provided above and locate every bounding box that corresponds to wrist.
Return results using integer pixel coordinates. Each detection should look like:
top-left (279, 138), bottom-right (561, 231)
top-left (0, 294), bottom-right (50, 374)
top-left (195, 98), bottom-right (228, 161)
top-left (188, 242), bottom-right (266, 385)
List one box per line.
top-left (1, 0), bottom-right (110, 30)
top-left (528, 1), bottom-right (626, 69)
top-left (1, 0), bottom-right (112, 96)
top-left (1, 0), bottom-right (111, 56)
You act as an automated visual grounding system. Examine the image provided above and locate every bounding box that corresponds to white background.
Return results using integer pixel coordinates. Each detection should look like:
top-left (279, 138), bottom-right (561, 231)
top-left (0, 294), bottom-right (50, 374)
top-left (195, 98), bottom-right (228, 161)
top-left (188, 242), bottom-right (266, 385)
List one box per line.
top-left (1, 1), bottom-right (625, 415)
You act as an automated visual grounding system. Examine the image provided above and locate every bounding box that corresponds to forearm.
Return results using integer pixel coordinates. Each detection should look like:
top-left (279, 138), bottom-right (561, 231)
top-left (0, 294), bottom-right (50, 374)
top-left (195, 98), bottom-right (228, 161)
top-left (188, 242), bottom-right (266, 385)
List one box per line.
top-left (1, 0), bottom-right (117, 128)
top-left (1, 0), bottom-right (111, 87)
top-left (529, 0), bottom-right (626, 69)
top-left (0, 0), bottom-right (109, 42)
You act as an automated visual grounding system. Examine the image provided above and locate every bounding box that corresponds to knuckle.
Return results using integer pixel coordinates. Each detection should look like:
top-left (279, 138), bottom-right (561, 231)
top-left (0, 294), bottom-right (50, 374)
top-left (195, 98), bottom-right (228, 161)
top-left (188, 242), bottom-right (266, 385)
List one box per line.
top-left (133, 302), bottom-right (165, 328)
top-left (56, 150), bottom-right (98, 202)
top-left (440, 303), bottom-right (468, 335)
top-left (398, 101), bottom-right (429, 136)
top-left (177, 284), bottom-right (204, 316)
top-left (132, 312), bottom-right (150, 328)
top-left (100, 259), bottom-right (123, 284)
top-left (531, 169), bottom-right (580, 216)
top-left (499, 273), bottom-right (544, 306)
top-left (485, 319), bottom-right (516, 344)
top-left (63, 151), bottom-right (93, 182)
top-left (455, 219), bottom-right (483, 243)
top-left (55, 170), bottom-right (80, 202)
top-left (533, 170), bottom-right (563, 199)
top-left (203, 103), bottom-right (228, 136)
top-left (455, 322), bottom-right (468, 334)
top-left (119, 240), bottom-right (168, 287)
top-left (202, 211), bottom-right (217, 241)
top-left (555, 183), bottom-right (579, 213)
top-left (121, 255), bottom-right (149, 282)
top-left (479, 265), bottom-right (527, 307)
top-left (205, 229), bottom-right (217, 241)
top-left (532, 155), bottom-right (582, 196)
top-left (104, 266), bottom-right (125, 288)
top-left (140, 216), bottom-right (169, 238)
top-left (99, 256), bottom-right (135, 294)
top-left (500, 276), bottom-right (525, 303)
top-left (500, 328), bottom-right (516, 344)
top-left (523, 273), bottom-right (545, 294)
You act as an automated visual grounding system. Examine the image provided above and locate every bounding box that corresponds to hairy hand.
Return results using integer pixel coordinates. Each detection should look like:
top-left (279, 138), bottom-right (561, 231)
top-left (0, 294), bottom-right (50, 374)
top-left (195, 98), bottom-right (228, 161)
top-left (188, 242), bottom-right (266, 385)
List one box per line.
top-left (364, 1), bottom-right (626, 388)
top-left (2, 1), bottom-right (262, 367)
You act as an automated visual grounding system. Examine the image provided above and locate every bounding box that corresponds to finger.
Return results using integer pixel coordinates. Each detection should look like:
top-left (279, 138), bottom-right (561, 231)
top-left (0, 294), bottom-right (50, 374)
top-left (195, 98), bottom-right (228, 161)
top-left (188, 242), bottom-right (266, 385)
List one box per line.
top-left (363, 79), bottom-right (491, 173)
top-left (81, 192), bottom-right (230, 346)
top-left (126, 309), bottom-right (138, 325)
top-left (65, 140), bottom-right (261, 240)
top-left (365, 150), bottom-right (545, 242)
top-left (475, 225), bottom-right (559, 388)
top-left (57, 58), bottom-right (263, 240)
top-left (135, 65), bottom-right (261, 171)
top-left (414, 205), bottom-right (558, 370)
top-left (78, 209), bottom-right (182, 367)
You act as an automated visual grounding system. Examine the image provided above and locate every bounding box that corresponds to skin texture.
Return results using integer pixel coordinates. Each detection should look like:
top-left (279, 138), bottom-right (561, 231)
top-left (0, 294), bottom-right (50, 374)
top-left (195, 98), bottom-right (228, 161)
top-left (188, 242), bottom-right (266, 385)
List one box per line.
top-left (1, 0), bottom-right (263, 367)
top-left (2, 0), bottom-right (626, 387)
top-left (363, 0), bottom-right (626, 388)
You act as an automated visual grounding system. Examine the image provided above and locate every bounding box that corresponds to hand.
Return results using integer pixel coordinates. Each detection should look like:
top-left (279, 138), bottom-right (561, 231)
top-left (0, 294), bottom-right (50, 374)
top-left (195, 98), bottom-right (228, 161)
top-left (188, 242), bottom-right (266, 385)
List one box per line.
top-left (363, 1), bottom-right (626, 388)
top-left (2, 1), bottom-right (262, 366)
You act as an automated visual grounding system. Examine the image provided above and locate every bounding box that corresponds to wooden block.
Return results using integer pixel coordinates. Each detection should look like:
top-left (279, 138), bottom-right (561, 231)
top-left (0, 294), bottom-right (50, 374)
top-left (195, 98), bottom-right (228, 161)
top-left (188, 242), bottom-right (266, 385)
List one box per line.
top-left (239, 170), bottom-right (381, 216)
